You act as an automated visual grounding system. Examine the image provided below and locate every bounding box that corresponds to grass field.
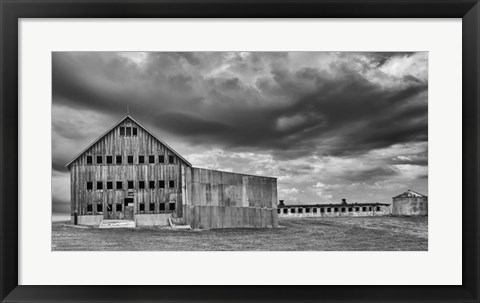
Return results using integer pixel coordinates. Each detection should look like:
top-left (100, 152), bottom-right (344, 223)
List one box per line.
top-left (52, 216), bottom-right (427, 251)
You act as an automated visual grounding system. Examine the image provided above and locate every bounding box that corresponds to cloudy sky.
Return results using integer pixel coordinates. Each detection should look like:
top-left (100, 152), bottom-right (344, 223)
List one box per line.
top-left (52, 51), bottom-right (428, 214)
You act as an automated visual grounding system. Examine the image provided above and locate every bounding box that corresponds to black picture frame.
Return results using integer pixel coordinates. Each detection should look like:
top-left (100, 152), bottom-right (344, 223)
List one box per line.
top-left (1, 0), bottom-right (478, 302)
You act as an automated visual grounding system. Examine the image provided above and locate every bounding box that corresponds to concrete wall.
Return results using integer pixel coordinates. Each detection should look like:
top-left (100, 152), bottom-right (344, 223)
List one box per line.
top-left (182, 167), bottom-right (278, 229)
top-left (135, 213), bottom-right (171, 226)
top-left (392, 197), bottom-right (428, 216)
top-left (182, 206), bottom-right (277, 229)
top-left (278, 205), bottom-right (390, 218)
top-left (74, 215), bottom-right (103, 226)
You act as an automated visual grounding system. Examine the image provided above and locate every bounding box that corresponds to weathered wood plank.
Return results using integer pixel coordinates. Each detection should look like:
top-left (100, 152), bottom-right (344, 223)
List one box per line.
top-left (69, 117), bottom-right (187, 221)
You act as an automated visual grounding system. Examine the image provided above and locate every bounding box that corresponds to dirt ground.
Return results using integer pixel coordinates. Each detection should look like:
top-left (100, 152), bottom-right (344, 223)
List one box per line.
top-left (52, 216), bottom-right (427, 251)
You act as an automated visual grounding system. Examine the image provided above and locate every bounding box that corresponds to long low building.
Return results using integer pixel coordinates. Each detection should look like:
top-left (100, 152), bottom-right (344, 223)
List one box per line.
top-left (277, 199), bottom-right (391, 218)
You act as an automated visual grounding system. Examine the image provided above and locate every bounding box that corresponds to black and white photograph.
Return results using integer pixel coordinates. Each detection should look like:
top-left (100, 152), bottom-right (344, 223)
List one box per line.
top-left (52, 51), bottom-right (428, 251)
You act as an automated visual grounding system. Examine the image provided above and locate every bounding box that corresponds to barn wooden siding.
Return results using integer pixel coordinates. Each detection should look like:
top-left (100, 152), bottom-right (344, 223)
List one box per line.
top-left (182, 167), bottom-right (278, 229)
top-left (69, 118), bottom-right (188, 219)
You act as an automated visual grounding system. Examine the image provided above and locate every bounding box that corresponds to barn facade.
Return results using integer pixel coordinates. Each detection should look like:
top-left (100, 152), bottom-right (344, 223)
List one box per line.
top-left (66, 115), bottom-right (278, 229)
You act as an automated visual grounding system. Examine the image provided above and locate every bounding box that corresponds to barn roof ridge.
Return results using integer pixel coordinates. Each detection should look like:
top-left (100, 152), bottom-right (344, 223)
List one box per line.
top-left (65, 114), bottom-right (192, 168)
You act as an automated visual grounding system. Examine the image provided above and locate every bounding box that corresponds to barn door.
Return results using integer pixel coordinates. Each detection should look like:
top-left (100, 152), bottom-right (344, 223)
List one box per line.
top-left (124, 198), bottom-right (134, 220)
top-left (104, 203), bottom-right (114, 219)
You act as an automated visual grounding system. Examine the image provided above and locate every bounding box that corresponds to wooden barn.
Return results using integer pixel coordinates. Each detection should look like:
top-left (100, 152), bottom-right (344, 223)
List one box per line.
top-left (65, 115), bottom-right (278, 229)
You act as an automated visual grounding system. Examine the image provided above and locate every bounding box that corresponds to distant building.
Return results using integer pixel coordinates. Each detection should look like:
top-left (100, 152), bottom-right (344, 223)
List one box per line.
top-left (66, 115), bottom-right (278, 229)
top-left (392, 190), bottom-right (428, 216)
top-left (277, 199), bottom-right (390, 218)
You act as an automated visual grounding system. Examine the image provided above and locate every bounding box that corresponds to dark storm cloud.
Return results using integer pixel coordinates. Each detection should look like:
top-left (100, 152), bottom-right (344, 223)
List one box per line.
top-left (53, 162), bottom-right (67, 173)
top-left (264, 67), bottom-right (427, 157)
top-left (53, 52), bottom-right (428, 161)
top-left (391, 156), bottom-right (428, 166)
top-left (155, 111), bottom-right (236, 135)
top-left (347, 52), bottom-right (416, 69)
top-left (343, 166), bottom-right (399, 182)
top-left (53, 53), bottom-right (130, 113)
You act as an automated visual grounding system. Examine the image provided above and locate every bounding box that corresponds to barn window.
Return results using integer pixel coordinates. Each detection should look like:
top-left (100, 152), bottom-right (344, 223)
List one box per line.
top-left (96, 155), bottom-right (103, 164)
top-left (106, 155), bottom-right (112, 164)
top-left (168, 155), bottom-right (174, 163)
top-left (128, 181), bottom-right (134, 189)
top-left (149, 203), bottom-right (155, 212)
top-left (334, 208), bottom-right (339, 212)
top-left (277, 209), bottom-right (281, 214)
top-left (159, 203), bottom-right (165, 211)
top-left (290, 208), bottom-right (295, 213)
top-left (376, 206), bottom-right (381, 211)
top-left (97, 204), bottom-right (103, 212)
top-left (362, 207), bottom-right (367, 211)
top-left (126, 127), bottom-right (132, 136)
top-left (321, 208), bottom-right (325, 213)
top-left (116, 155), bottom-right (122, 164)
top-left (139, 181), bottom-right (145, 189)
top-left (298, 208), bottom-right (303, 213)
top-left (139, 203), bottom-right (145, 212)
top-left (86, 155), bottom-right (93, 164)
top-left (159, 180), bottom-right (165, 188)
top-left (107, 181), bottom-right (113, 190)
top-left (327, 208), bottom-right (331, 212)
top-left (159, 155), bottom-right (165, 163)
top-left (128, 155), bottom-right (134, 164)
top-left (116, 204), bottom-right (122, 211)
top-left (355, 207), bottom-right (360, 212)
top-left (313, 208), bottom-right (317, 213)
top-left (96, 181), bottom-right (103, 190)
top-left (116, 181), bottom-right (123, 190)
top-left (86, 181), bottom-right (93, 190)
top-left (169, 203), bottom-right (176, 211)
top-left (283, 209), bottom-right (288, 214)
top-left (149, 180), bottom-right (155, 189)
top-left (369, 207), bottom-right (372, 211)
top-left (342, 208), bottom-right (346, 212)
top-left (306, 208), bottom-right (311, 213)
top-left (132, 127), bottom-right (137, 136)
top-left (138, 155), bottom-right (145, 164)
top-left (120, 127), bottom-right (125, 136)
top-left (149, 155), bottom-right (155, 163)
top-left (169, 180), bottom-right (175, 188)
top-left (87, 205), bottom-right (93, 212)
top-left (347, 207), bottom-right (352, 212)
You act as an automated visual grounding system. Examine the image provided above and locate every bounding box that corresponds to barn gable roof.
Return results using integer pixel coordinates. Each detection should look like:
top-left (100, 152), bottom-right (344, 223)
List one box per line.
top-left (65, 115), bottom-right (192, 168)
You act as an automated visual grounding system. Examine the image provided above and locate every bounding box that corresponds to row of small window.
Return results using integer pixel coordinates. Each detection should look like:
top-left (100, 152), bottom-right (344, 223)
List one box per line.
top-left (119, 126), bottom-right (138, 136)
top-left (86, 180), bottom-right (175, 190)
top-left (86, 154), bottom-right (175, 165)
top-left (86, 202), bottom-right (175, 213)
top-left (278, 206), bottom-right (382, 214)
